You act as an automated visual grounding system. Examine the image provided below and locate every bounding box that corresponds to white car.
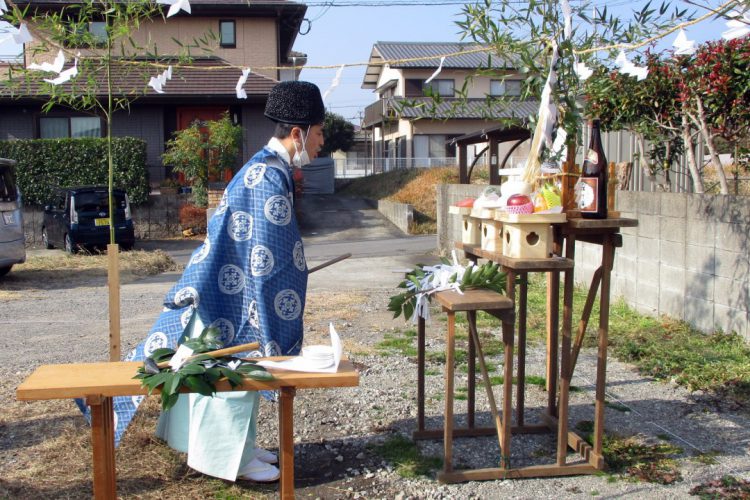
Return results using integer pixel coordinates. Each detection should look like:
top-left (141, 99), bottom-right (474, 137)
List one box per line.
top-left (0, 159), bottom-right (26, 277)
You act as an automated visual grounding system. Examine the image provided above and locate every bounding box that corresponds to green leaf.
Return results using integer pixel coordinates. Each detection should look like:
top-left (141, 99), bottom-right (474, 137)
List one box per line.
top-left (183, 375), bottom-right (215, 396)
top-left (244, 369), bottom-right (274, 381)
top-left (179, 362), bottom-right (207, 375)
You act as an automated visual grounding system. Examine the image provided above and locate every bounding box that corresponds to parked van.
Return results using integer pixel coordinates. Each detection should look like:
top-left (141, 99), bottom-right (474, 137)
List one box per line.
top-left (0, 158), bottom-right (26, 277)
top-left (42, 186), bottom-right (135, 253)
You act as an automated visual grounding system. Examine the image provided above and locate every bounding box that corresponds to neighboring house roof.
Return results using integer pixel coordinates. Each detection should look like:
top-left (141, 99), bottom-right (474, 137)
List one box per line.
top-left (0, 58), bottom-right (278, 102)
top-left (384, 97), bottom-right (537, 122)
top-left (16, 0), bottom-right (307, 61)
top-left (363, 41), bottom-right (512, 89)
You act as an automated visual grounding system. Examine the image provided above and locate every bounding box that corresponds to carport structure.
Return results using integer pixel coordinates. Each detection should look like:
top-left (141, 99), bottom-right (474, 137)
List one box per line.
top-left (451, 125), bottom-right (530, 185)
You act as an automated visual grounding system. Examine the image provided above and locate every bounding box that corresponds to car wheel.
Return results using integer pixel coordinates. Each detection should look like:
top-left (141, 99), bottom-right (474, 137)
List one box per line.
top-left (0, 265), bottom-right (11, 278)
top-left (64, 234), bottom-right (77, 254)
top-left (42, 227), bottom-right (54, 249)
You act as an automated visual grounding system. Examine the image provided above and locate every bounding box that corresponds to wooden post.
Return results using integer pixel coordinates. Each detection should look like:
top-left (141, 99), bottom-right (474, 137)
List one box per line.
top-left (459, 144), bottom-right (468, 184)
top-left (279, 387), bottom-right (296, 499)
top-left (594, 237), bottom-right (614, 457)
top-left (443, 311), bottom-right (456, 473)
top-left (87, 395), bottom-right (116, 499)
top-left (557, 236), bottom-right (576, 465)
top-left (467, 310), bottom-right (476, 429)
top-left (417, 316), bottom-right (426, 433)
top-left (107, 244), bottom-right (120, 362)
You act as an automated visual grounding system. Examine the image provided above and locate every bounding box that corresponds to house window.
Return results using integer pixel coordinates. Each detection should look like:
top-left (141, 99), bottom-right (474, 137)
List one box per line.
top-left (404, 78), bottom-right (455, 97)
top-left (219, 20), bottom-right (236, 48)
top-left (424, 79), bottom-right (454, 97)
top-left (39, 116), bottom-right (102, 139)
top-left (88, 21), bottom-right (108, 44)
top-left (413, 134), bottom-right (457, 167)
top-left (490, 79), bottom-right (522, 97)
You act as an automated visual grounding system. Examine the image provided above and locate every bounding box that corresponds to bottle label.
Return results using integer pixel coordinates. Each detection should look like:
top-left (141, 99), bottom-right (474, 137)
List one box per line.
top-left (578, 177), bottom-right (599, 212)
top-left (585, 148), bottom-right (599, 165)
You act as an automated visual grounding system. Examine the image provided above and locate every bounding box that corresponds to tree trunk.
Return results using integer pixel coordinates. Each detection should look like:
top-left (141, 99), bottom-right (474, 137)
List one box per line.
top-left (635, 133), bottom-right (655, 188)
top-left (694, 97), bottom-right (729, 194)
top-left (681, 111), bottom-right (704, 193)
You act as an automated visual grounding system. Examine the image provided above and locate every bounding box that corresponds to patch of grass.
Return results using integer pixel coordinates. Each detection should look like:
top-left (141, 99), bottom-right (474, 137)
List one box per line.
top-left (597, 434), bottom-right (683, 485)
top-left (376, 331), bottom-right (417, 357)
top-left (371, 434), bottom-right (443, 478)
top-left (526, 375), bottom-right (546, 387)
top-left (1, 250), bottom-right (177, 291)
top-left (691, 450), bottom-right (721, 465)
top-left (520, 275), bottom-right (750, 408)
top-left (425, 368), bottom-right (440, 376)
top-left (690, 475), bottom-right (750, 498)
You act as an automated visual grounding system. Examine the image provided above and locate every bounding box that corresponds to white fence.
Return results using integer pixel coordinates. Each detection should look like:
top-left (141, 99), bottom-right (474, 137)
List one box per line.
top-left (334, 157), bottom-right (461, 178)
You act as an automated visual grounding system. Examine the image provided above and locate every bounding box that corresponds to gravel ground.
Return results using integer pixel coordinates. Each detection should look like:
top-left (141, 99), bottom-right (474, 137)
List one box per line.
top-left (2, 258), bottom-right (750, 499)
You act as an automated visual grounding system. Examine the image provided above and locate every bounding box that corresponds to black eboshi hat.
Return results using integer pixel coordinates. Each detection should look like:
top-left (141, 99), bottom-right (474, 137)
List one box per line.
top-left (264, 81), bottom-right (325, 125)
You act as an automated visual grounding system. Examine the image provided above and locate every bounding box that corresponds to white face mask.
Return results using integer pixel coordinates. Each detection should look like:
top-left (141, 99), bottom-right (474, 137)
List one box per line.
top-left (291, 126), bottom-right (311, 168)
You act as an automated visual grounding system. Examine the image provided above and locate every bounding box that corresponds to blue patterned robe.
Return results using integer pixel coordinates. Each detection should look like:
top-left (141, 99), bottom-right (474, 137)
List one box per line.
top-left (80, 139), bottom-right (308, 450)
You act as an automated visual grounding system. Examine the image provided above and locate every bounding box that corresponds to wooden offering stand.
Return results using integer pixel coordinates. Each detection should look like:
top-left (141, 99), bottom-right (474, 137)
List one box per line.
top-left (424, 204), bottom-right (637, 480)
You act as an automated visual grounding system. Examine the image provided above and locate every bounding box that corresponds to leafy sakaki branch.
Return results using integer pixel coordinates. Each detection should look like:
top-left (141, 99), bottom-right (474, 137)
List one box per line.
top-left (388, 259), bottom-right (511, 322)
top-left (134, 326), bottom-right (273, 411)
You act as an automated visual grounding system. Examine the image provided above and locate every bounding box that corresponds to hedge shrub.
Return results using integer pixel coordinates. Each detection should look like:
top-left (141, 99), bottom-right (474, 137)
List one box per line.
top-left (0, 137), bottom-right (150, 205)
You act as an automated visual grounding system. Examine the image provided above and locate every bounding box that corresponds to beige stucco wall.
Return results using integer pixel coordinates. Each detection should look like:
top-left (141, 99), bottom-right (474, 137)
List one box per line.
top-left (376, 68), bottom-right (522, 100)
top-left (131, 17), bottom-right (278, 79)
top-left (25, 17), bottom-right (279, 80)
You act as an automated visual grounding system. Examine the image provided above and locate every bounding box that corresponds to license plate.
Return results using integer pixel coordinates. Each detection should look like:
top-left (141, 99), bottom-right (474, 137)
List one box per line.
top-left (95, 217), bottom-right (110, 226)
top-left (2, 213), bottom-right (13, 225)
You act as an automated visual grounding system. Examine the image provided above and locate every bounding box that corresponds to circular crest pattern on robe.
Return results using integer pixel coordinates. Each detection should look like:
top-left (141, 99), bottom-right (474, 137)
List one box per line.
top-left (82, 145), bottom-right (309, 446)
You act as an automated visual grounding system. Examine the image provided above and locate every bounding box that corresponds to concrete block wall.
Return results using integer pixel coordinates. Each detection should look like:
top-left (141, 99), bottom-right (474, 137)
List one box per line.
top-left (579, 191), bottom-right (749, 340)
top-left (377, 199), bottom-right (413, 234)
top-left (437, 185), bottom-right (750, 340)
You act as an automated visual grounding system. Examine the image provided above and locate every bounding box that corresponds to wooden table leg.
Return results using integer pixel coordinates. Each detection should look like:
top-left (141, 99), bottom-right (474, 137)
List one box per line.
top-left (593, 237), bottom-right (614, 461)
top-left (516, 273), bottom-right (528, 427)
top-left (502, 270), bottom-right (516, 469)
top-left (557, 237), bottom-right (575, 465)
top-left (467, 310), bottom-right (476, 429)
top-left (546, 271), bottom-right (560, 417)
top-left (417, 315), bottom-right (426, 433)
top-left (443, 311), bottom-right (456, 474)
top-left (86, 395), bottom-right (116, 500)
top-left (279, 387), bottom-right (296, 499)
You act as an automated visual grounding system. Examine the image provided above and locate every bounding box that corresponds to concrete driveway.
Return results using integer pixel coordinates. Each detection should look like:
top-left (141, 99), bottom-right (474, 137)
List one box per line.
top-left (135, 194), bottom-right (438, 290)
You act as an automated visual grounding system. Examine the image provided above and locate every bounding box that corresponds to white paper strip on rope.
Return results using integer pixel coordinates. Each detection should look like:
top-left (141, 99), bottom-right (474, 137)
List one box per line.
top-left (615, 50), bottom-right (648, 80)
top-left (28, 49), bottom-right (66, 73)
top-left (574, 61), bottom-right (593, 80)
top-left (322, 64), bottom-right (345, 102)
top-left (44, 58), bottom-right (78, 85)
top-left (236, 68), bottom-right (250, 99)
top-left (148, 66), bottom-right (172, 94)
top-left (12, 23), bottom-right (33, 44)
top-left (0, 0), bottom-right (7, 14)
top-left (424, 56), bottom-right (445, 85)
top-left (157, 0), bottom-right (191, 18)
top-left (560, 0), bottom-right (572, 39)
top-left (672, 29), bottom-right (696, 55)
top-left (722, 10), bottom-right (750, 40)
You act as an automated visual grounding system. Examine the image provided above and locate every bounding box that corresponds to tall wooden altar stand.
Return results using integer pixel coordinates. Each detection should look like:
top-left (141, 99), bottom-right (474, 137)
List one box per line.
top-left (416, 217), bottom-right (636, 481)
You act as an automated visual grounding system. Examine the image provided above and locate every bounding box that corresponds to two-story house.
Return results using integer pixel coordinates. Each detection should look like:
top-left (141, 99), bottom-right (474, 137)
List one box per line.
top-left (361, 41), bottom-right (537, 172)
top-left (0, 0), bottom-right (307, 184)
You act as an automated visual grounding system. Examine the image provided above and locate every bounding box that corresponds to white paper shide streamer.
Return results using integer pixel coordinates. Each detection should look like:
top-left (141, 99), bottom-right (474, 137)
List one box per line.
top-left (424, 56), bottom-right (445, 85)
top-left (148, 65), bottom-right (173, 94)
top-left (236, 68), bottom-right (250, 99)
top-left (615, 50), bottom-right (648, 81)
top-left (157, 0), bottom-right (191, 18)
top-left (28, 49), bottom-right (66, 73)
top-left (722, 10), bottom-right (750, 40)
top-left (672, 29), bottom-right (696, 55)
top-left (13, 23), bottom-right (33, 44)
top-left (44, 58), bottom-right (78, 85)
top-left (322, 64), bottom-right (345, 102)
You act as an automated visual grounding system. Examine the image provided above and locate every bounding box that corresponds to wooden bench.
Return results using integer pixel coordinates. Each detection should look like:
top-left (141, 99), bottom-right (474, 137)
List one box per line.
top-left (16, 359), bottom-right (360, 499)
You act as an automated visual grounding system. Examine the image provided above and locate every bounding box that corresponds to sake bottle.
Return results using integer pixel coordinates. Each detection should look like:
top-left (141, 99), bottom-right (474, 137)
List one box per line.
top-left (579, 119), bottom-right (608, 219)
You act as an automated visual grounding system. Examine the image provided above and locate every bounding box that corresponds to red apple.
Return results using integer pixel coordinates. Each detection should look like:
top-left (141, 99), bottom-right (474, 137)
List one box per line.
top-left (507, 194), bottom-right (532, 206)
